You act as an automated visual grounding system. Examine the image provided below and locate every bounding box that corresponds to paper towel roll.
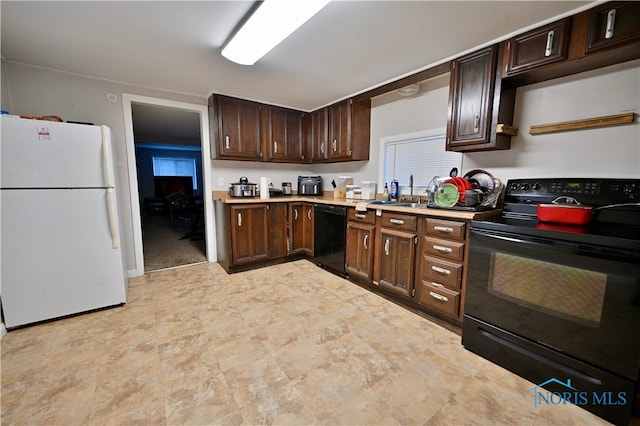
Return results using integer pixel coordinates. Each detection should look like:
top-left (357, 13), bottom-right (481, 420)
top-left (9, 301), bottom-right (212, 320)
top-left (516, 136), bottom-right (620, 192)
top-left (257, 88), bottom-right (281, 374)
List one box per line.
top-left (259, 177), bottom-right (270, 199)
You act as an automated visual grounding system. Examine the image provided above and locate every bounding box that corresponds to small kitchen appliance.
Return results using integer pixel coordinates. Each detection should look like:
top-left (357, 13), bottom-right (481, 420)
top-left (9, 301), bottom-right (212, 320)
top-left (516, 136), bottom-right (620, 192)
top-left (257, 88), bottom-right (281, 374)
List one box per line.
top-left (282, 182), bottom-right (292, 195)
top-left (229, 176), bottom-right (257, 198)
top-left (298, 176), bottom-right (323, 196)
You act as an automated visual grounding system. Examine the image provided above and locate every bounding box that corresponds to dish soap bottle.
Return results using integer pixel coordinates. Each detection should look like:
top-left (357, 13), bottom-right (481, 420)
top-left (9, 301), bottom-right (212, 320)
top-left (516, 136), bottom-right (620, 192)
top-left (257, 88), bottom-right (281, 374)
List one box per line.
top-left (390, 179), bottom-right (399, 201)
top-left (382, 183), bottom-right (390, 201)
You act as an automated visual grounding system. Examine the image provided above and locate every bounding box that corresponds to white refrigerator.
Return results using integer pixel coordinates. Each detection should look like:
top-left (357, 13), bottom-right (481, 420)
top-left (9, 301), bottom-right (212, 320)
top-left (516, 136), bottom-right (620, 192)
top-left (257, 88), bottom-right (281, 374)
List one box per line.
top-left (1, 116), bottom-right (127, 329)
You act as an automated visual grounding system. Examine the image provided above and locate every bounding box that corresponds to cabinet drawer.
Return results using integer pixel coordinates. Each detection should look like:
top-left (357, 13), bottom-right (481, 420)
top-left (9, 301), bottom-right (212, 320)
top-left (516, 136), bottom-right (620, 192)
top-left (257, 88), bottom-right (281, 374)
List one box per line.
top-left (418, 281), bottom-right (460, 317)
top-left (505, 19), bottom-right (570, 75)
top-left (424, 218), bottom-right (465, 241)
top-left (423, 236), bottom-right (465, 262)
top-left (422, 255), bottom-right (463, 290)
top-left (381, 213), bottom-right (417, 232)
top-left (348, 208), bottom-right (376, 224)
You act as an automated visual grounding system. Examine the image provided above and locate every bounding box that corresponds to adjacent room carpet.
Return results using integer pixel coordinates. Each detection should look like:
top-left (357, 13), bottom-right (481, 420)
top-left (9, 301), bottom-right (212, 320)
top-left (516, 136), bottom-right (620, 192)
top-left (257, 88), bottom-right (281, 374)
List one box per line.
top-left (142, 214), bottom-right (206, 271)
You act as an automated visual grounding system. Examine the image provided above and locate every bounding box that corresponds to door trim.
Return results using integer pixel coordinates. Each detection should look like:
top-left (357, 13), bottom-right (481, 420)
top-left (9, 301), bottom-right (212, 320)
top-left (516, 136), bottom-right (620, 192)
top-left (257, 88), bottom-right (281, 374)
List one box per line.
top-left (122, 93), bottom-right (215, 276)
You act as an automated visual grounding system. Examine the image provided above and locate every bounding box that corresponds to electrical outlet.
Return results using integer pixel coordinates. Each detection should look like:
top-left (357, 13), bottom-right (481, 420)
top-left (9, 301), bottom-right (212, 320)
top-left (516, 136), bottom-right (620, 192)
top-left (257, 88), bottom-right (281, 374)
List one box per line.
top-left (218, 177), bottom-right (224, 186)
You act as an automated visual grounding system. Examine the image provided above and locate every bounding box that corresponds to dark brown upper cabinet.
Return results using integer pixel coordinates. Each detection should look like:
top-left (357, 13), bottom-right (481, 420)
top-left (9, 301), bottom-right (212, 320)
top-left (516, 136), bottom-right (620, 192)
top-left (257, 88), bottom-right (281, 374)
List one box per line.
top-left (446, 45), bottom-right (516, 152)
top-left (210, 95), bottom-right (262, 161)
top-left (504, 19), bottom-right (571, 76)
top-left (585, 1), bottom-right (640, 53)
top-left (262, 105), bottom-right (305, 163)
top-left (309, 98), bottom-right (371, 163)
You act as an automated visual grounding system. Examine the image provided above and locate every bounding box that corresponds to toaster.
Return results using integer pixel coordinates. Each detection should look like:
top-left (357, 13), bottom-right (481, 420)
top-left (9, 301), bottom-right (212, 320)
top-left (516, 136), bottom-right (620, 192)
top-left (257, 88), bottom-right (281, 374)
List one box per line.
top-left (298, 176), bottom-right (323, 196)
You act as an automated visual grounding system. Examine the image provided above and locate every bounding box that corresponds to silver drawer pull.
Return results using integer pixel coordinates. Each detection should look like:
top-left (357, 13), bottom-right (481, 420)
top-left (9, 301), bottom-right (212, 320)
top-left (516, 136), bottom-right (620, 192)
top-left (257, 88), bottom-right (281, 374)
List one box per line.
top-left (433, 245), bottom-right (453, 253)
top-left (225, 135), bottom-right (230, 149)
top-left (605, 9), bottom-right (616, 39)
top-left (384, 239), bottom-right (390, 256)
top-left (294, 208), bottom-right (298, 220)
top-left (390, 219), bottom-right (405, 225)
top-left (433, 225), bottom-right (454, 233)
top-left (237, 213), bottom-right (242, 227)
top-left (429, 292), bottom-right (449, 302)
top-left (431, 265), bottom-right (451, 275)
top-left (274, 141), bottom-right (278, 153)
top-left (545, 30), bottom-right (554, 57)
top-left (363, 234), bottom-right (368, 250)
top-left (355, 213), bottom-right (366, 219)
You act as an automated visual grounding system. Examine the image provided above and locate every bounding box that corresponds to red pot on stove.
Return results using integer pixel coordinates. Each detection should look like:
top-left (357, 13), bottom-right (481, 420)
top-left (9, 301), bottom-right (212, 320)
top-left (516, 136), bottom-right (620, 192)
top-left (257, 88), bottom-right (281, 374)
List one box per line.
top-left (537, 196), bottom-right (594, 226)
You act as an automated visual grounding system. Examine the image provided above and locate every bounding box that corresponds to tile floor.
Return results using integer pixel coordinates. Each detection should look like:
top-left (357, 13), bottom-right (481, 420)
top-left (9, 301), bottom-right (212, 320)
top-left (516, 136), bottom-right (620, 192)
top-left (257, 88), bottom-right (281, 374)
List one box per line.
top-left (0, 260), bottom-right (622, 425)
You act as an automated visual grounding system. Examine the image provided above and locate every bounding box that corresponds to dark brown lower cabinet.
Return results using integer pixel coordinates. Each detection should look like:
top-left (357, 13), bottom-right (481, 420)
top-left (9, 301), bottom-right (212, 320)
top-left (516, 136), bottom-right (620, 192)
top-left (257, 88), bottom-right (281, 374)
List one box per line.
top-left (215, 201), bottom-right (290, 272)
top-left (345, 221), bottom-right (375, 282)
top-left (377, 228), bottom-right (416, 297)
top-left (229, 204), bottom-right (269, 265)
top-left (289, 202), bottom-right (313, 256)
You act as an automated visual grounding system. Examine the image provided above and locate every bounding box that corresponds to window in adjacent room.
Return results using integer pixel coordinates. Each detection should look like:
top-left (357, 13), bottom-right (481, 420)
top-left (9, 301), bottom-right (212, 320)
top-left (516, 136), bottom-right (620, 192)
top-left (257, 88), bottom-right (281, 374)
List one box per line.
top-left (152, 157), bottom-right (198, 191)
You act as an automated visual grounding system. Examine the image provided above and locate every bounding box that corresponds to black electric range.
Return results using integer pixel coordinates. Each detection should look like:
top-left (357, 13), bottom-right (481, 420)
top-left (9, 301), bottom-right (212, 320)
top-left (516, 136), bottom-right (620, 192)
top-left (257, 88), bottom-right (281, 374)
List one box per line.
top-left (471, 178), bottom-right (640, 252)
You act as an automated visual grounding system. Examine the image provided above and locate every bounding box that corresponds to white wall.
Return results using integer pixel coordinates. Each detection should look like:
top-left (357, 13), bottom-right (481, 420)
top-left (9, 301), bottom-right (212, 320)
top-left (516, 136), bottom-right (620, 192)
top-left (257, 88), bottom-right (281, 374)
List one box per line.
top-left (1, 61), bottom-right (207, 274)
top-left (3, 58), bottom-right (639, 275)
top-left (464, 59), bottom-right (640, 180)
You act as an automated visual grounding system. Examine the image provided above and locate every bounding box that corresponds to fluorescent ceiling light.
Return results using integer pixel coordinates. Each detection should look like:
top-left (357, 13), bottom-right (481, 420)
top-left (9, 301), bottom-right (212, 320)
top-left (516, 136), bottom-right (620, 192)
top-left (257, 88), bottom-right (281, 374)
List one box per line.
top-left (222, 0), bottom-right (331, 66)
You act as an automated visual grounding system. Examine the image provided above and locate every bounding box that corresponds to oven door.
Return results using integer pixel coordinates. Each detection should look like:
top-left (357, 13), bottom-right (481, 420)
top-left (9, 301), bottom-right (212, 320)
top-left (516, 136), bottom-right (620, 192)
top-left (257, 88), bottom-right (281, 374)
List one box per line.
top-left (465, 227), bottom-right (640, 381)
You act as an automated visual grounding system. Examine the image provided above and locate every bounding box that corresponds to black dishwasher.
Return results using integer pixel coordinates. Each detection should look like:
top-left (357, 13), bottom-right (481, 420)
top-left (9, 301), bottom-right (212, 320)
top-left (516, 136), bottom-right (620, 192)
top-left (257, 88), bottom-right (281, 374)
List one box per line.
top-left (313, 204), bottom-right (347, 276)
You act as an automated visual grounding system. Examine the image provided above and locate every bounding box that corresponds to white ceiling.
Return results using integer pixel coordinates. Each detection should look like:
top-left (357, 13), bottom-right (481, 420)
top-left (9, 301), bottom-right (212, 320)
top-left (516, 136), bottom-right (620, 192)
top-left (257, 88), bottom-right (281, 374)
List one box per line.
top-left (1, 1), bottom-right (593, 113)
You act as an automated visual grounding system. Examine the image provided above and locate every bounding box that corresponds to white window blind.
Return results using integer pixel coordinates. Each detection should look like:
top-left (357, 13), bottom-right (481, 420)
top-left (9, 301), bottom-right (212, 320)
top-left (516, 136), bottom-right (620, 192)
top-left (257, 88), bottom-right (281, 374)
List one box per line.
top-left (383, 134), bottom-right (462, 189)
top-left (152, 157), bottom-right (198, 190)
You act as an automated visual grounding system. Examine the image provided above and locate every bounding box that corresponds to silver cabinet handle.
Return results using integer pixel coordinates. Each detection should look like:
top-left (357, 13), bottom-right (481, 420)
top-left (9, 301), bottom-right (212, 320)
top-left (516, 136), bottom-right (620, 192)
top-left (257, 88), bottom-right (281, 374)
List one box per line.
top-left (384, 239), bottom-right (390, 256)
top-left (355, 213), bottom-right (366, 219)
top-left (274, 141), bottom-right (278, 153)
top-left (364, 234), bottom-right (368, 250)
top-left (225, 135), bottom-right (230, 149)
top-left (431, 265), bottom-right (451, 275)
top-left (605, 9), bottom-right (616, 39)
top-left (434, 225), bottom-right (454, 233)
top-left (390, 219), bottom-right (405, 225)
top-left (433, 245), bottom-right (453, 253)
top-left (429, 292), bottom-right (449, 302)
top-left (294, 208), bottom-right (298, 221)
top-left (237, 212), bottom-right (242, 227)
top-left (320, 141), bottom-right (325, 154)
top-left (307, 209), bottom-right (312, 220)
top-left (474, 114), bottom-right (480, 132)
top-left (332, 139), bottom-right (337, 151)
top-left (545, 30), bottom-right (554, 57)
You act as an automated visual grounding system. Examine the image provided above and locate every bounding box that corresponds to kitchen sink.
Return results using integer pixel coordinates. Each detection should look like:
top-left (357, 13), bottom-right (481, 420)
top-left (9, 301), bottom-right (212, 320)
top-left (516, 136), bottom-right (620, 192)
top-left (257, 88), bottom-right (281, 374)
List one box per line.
top-left (395, 202), bottom-right (428, 209)
top-left (368, 200), bottom-right (428, 209)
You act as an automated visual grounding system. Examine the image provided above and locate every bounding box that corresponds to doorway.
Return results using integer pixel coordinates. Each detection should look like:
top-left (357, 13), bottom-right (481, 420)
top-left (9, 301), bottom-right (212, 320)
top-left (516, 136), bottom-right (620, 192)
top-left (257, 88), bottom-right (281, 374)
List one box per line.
top-left (122, 94), bottom-right (215, 276)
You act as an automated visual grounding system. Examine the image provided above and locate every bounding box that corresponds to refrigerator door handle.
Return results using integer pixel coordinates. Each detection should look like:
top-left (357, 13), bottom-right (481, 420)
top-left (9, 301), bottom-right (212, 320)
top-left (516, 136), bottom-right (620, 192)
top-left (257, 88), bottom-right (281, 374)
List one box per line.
top-left (101, 126), bottom-right (119, 249)
top-left (106, 187), bottom-right (120, 249)
top-left (101, 126), bottom-right (115, 188)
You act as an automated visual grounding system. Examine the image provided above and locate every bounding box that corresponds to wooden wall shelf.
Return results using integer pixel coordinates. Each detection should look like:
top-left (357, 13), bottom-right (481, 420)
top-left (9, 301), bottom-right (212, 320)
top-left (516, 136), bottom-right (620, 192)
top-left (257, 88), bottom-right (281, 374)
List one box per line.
top-left (529, 112), bottom-right (635, 135)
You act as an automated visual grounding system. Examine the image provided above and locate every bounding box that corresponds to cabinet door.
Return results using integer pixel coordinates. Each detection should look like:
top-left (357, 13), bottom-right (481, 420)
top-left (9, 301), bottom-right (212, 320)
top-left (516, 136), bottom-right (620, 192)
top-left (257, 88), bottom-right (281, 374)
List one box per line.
top-left (289, 203), bottom-right (313, 255)
top-left (311, 109), bottom-right (328, 161)
top-left (216, 96), bottom-right (262, 160)
top-left (327, 101), bottom-right (351, 160)
top-left (505, 19), bottom-right (570, 75)
top-left (264, 106), bottom-right (304, 162)
top-left (447, 46), bottom-right (496, 147)
top-left (302, 204), bottom-right (314, 254)
top-left (346, 222), bottom-right (375, 282)
top-left (230, 204), bottom-right (269, 265)
top-left (378, 228), bottom-right (416, 297)
top-left (586, 1), bottom-right (640, 53)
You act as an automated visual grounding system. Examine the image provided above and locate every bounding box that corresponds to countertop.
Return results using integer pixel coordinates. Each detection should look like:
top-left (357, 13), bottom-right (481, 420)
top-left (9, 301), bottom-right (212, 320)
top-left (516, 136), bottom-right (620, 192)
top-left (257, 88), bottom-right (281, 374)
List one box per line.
top-left (213, 191), bottom-right (501, 220)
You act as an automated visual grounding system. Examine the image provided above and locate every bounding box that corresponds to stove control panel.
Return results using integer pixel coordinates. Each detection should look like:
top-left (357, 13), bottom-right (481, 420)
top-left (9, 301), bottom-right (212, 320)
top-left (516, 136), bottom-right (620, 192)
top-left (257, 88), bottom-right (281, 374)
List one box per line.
top-left (505, 178), bottom-right (640, 205)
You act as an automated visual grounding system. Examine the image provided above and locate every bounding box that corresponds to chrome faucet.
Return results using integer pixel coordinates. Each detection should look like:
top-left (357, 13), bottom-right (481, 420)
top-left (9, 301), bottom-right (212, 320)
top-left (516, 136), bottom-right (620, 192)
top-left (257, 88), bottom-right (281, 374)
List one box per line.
top-left (409, 174), bottom-right (414, 201)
